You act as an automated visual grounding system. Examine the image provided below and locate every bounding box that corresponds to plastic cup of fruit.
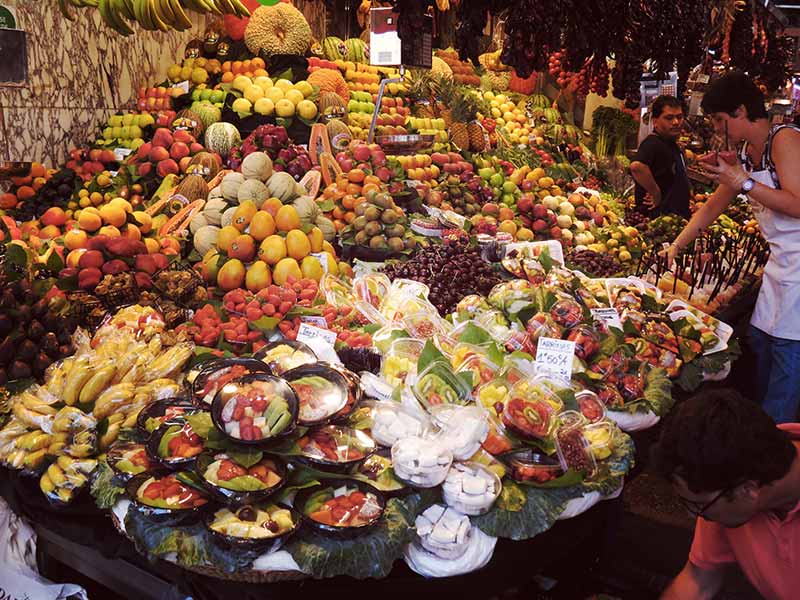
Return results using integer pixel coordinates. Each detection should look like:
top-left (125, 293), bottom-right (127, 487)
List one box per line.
top-left (555, 421), bottom-right (597, 478)
top-left (575, 390), bottom-right (606, 424)
top-left (414, 504), bottom-right (472, 560)
top-left (353, 272), bottom-right (392, 309)
top-left (126, 470), bottom-right (210, 526)
top-left (254, 340), bottom-right (317, 376)
top-left (204, 502), bottom-right (301, 552)
top-left (441, 462), bottom-right (502, 516)
top-left (429, 404), bottom-right (489, 460)
top-left (404, 310), bottom-right (450, 339)
top-left (481, 415), bottom-right (518, 456)
top-left (412, 363), bottom-right (473, 410)
top-left (391, 437), bottom-right (453, 488)
top-left (283, 363), bottom-right (350, 427)
top-left (371, 401), bottom-right (432, 447)
top-left (583, 421), bottom-right (615, 461)
top-left (501, 448), bottom-right (565, 484)
top-left (210, 374), bottom-right (299, 446)
top-left (501, 379), bottom-right (564, 441)
top-left (191, 358), bottom-right (271, 405)
top-left (455, 353), bottom-right (500, 390)
top-left (381, 338), bottom-right (425, 388)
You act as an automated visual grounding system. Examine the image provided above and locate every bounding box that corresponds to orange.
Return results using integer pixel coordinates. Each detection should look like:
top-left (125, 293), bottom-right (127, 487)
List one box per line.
top-left (249, 211), bottom-right (276, 241)
top-left (98, 225), bottom-right (121, 238)
top-left (124, 224), bottom-right (141, 240)
top-left (221, 71), bottom-right (235, 84)
top-left (99, 203), bottom-right (127, 227)
top-left (29, 163), bottom-right (46, 178)
top-left (253, 68), bottom-right (269, 78)
top-left (16, 185), bottom-right (35, 200)
top-left (90, 191), bottom-right (104, 206)
top-left (347, 170), bottom-right (365, 184)
top-left (64, 228), bottom-right (88, 250)
top-left (251, 57), bottom-right (266, 70)
top-left (41, 207), bottom-right (67, 227)
top-left (222, 61), bottom-right (232, 72)
top-left (78, 211), bottom-right (102, 232)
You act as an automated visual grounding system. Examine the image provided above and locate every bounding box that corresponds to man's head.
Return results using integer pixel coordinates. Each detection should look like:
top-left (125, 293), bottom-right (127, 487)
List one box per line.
top-left (651, 96), bottom-right (684, 140)
top-left (653, 388), bottom-right (796, 528)
top-left (701, 71), bottom-right (768, 143)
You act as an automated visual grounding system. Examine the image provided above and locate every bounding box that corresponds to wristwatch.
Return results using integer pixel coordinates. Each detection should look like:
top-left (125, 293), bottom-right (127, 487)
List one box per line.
top-left (741, 178), bottom-right (755, 193)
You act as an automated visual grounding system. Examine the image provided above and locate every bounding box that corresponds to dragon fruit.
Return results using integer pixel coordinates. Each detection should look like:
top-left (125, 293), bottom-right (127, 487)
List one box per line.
top-left (228, 124), bottom-right (291, 169)
top-left (273, 144), bottom-right (314, 182)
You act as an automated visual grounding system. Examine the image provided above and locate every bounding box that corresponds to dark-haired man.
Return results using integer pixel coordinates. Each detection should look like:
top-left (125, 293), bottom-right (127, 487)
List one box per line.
top-left (654, 388), bottom-right (800, 600)
top-left (630, 95), bottom-right (691, 218)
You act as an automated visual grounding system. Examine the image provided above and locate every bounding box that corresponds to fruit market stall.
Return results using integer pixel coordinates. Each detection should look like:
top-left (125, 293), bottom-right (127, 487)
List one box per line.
top-left (0, 0), bottom-right (784, 594)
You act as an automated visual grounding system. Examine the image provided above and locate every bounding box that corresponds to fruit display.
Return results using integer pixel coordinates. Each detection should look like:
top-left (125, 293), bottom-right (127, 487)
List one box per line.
top-left (434, 49), bottom-right (481, 86)
top-left (227, 75), bottom-right (318, 121)
top-left (339, 189), bottom-right (414, 256)
top-left (566, 249), bottom-right (623, 277)
top-left (4, 168), bottom-right (77, 222)
top-left (96, 112), bottom-right (155, 150)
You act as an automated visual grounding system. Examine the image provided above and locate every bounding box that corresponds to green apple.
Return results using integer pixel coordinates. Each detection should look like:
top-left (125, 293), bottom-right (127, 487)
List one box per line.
top-left (489, 172), bottom-right (505, 188)
top-left (120, 125), bottom-right (131, 139)
top-left (347, 100), bottom-right (358, 113)
top-left (111, 126), bottom-right (123, 139)
top-left (200, 89), bottom-right (213, 101)
top-left (109, 115), bottom-right (123, 127)
top-left (210, 90), bottom-right (225, 104)
top-left (502, 181), bottom-right (518, 194)
top-left (103, 127), bottom-right (113, 140)
top-left (129, 125), bottom-right (142, 139)
top-left (122, 113), bottom-right (134, 126)
top-left (191, 89), bottom-right (202, 102)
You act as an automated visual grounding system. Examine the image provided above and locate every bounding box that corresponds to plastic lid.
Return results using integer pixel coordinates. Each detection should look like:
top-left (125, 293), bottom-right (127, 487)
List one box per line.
top-left (554, 420), bottom-right (597, 477)
top-left (403, 310), bottom-right (450, 339)
top-left (381, 337), bottom-right (425, 389)
top-left (454, 352), bottom-right (500, 390)
top-left (353, 272), bottom-right (392, 309)
top-left (211, 374), bottom-right (298, 444)
top-left (500, 378), bottom-right (564, 441)
top-left (501, 448), bottom-right (565, 484)
top-left (371, 400), bottom-right (432, 447)
top-left (575, 390), bottom-right (606, 423)
top-left (254, 340), bottom-right (317, 376)
top-left (283, 364), bottom-right (350, 427)
top-left (412, 362), bottom-right (473, 410)
top-left (192, 358), bottom-right (271, 405)
top-left (297, 425), bottom-right (376, 467)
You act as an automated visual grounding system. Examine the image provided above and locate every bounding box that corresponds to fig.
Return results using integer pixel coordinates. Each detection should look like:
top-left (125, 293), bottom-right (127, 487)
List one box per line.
top-left (0, 314), bottom-right (12, 338)
top-left (42, 332), bottom-right (59, 356)
top-left (0, 336), bottom-right (14, 366)
top-left (27, 320), bottom-right (45, 341)
top-left (8, 360), bottom-right (32, 380)
top-left (18, 339), bottom-right (37, 362)
top-left (33, 352), bottom-right (52, 376)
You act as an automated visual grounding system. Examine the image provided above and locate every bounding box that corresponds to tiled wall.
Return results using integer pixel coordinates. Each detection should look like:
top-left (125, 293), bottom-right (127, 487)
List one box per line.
top-left (0, 1), bottom-right (206, 166)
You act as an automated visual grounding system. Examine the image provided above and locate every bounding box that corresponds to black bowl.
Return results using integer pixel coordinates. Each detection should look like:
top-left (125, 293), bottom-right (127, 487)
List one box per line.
top-left (190, 358), bottom-right (271, 406)
top-left (283, 363), bottom-right (350, 427)
top-left (325, 364), bottom-right (364, 424)
top-left (194, 451), bottom-right (287, 507)
top-left (351, 450), bottom-right (411, 498)
top-left (295, 478), bottom-right (386, 538)
top-left (293, 425), bottom-right (376, 473)
top-left (107, 442), bottom-right (157, 482)
top-left (203, 502), bottom-right (302, 553)
top-left (253, 340), bottom-right (317, 375)
top-left (146, 418), bottom-right (205, 470)
top-left (210, 373), bottom-right (299, 447)
top-left (136, 398), bottom-right (202, 436)
top-left (125, 470), bottom-right (211, 526)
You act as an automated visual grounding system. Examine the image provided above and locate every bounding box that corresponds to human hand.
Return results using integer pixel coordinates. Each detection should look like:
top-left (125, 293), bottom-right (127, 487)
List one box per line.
top-left (643, 191), bottom-right (661, 210)
top-left (705, 158), bottom-right (748, 190)
top-left (658, 242), bottom-right (680, 266)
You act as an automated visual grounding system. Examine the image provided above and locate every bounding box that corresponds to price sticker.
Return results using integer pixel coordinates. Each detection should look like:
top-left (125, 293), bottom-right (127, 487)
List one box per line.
top-left (301, 316), bottom-right (328, 328)
top-left (113, 147), bottom-right (132, 162)
top-left (297, 323), bottom-right (337, 349)
top-left (590, 307), bottom-right (622, 330)
top-left (311, 252), bottom-right (329, 273)
top-left (535, 337), bottom-right (575, 382)
top-left (174, 80), bottom-right (190, 93)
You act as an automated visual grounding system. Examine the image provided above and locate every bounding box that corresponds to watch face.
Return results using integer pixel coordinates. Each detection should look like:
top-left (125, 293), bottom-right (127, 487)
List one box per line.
top-left (743, 179), bottom-right (754, 192)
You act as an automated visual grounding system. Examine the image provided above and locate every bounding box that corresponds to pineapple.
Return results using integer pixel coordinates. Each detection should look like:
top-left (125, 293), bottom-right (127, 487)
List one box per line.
top-left (467, 121), bottom-right (486, 152)
top-left (448, 91), bottom-right (479, 151)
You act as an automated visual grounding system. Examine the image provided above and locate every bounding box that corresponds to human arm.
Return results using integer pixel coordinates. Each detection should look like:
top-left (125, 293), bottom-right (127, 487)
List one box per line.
top-left (706, 128), bottom-right (800, 218)
top-left (663, 183), bottom-right (738, 263)
top-left (630, 161), bottom-right (662, 206)
top-left (660, 560), bottom-right (725, 600)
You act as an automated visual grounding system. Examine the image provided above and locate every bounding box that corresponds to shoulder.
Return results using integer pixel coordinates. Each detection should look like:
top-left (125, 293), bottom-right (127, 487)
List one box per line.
top-left (772, 126), bottom-right (800, 149)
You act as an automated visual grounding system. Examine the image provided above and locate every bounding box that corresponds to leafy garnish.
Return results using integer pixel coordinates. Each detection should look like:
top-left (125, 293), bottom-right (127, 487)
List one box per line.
top-left (90, 461), bottom-right (125, 509)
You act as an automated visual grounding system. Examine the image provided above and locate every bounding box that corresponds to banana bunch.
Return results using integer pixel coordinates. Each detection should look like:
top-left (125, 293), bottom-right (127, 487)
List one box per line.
top-left (60, 0), bottom-right (249, 35)
top-left (39, 456), bottom-right (98, 505)
top-left (12, 390), bottom-right (58, 430)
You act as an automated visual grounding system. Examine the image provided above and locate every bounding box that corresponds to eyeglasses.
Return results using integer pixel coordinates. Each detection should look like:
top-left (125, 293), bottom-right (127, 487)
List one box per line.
top-left (679, 485), bottom-right (737, 517)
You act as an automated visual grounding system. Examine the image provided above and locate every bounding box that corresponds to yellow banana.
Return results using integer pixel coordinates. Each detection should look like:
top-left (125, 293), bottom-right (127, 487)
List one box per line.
top-left (47, 442), bottom-right (67, 456)
top-left (18, 431), bottom-right (51, 452)
top-left (143, 343), bottom-right (193, 381)
top-left (7, 450), bottom-right (27, 469)
top-left (40, 473), bottom-right (55, 495)
top-left (99, 422), bottom-right (120, 450)
top-left (93, 383), bottom-right (135, 420)
top-left (78, 365), bottom-right (117, 406)
top-left (52, 407), bottom-right (95, 433)
top-left (47, 462), bottom-right (67, 486)
top-left (63, 360), bottom-right (94, 406)
top-left (107, 412), bottom-right (126, 425)
top-left (65, 443), bottom-right (94, 459)
top-left (168, 0), bottom-right (192, 29)
top-left (57, 455), bottom-right (74, 471)
top-left (57, 488), bottom-right (73, 503)
top-left (23, 449), bottom-right (47, 470)
top-left (12, 404), bottom-right (53, 430)
top-left (20, 391), bottom-right (58, 415)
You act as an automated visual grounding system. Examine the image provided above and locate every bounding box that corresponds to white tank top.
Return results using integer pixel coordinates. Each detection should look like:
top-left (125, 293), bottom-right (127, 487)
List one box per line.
top-left (740, 124), bottom-right (800, 339)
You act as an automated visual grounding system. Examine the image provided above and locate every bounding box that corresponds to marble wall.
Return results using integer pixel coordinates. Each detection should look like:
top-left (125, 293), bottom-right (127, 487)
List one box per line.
top-left (0, 1), bottom-right (206, 165)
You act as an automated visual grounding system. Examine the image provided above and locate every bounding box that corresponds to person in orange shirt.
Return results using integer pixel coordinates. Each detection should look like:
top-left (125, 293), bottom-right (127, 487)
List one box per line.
top-left (653, 388), bottom-right (800, 600)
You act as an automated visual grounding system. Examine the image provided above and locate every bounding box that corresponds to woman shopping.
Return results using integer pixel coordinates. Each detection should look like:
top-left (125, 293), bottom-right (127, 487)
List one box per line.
top-left (666, 71), bottom-right (800, 423)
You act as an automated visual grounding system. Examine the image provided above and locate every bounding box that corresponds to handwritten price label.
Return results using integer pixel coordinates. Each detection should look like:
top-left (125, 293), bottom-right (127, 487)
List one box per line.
top-left (296, 323), bottom-right (337, 348)
top-left (300, 316), bottom-right (328, 328)
top-left (590, 307), bottom-right (622, 330)
top-left (535, 337), bottom-right (575, 382)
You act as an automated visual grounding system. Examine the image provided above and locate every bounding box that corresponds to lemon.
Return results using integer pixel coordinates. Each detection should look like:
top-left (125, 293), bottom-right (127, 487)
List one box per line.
top-left (274, 79), bottom-right (293, 93)
top-left (232, 75), bottom-right (252, 93)
top-left (254, 98), bottom-right (275, 116)
top-left (253, 76), bottom-right (273, 90)
top-left (275, 99), bottom-right (295, 118)
top-left (284, 88), bottom-right (304, 106)
top-left (232, 98), bottom-right (252, 114)
top-left (244, 85), bottom-right (264, 104)
top-left (265, 87), bottom-right (284, 103)
top-left (297, 99), bottom-right (318, 120)
top-left (294, 81), bottom-right (313, 98)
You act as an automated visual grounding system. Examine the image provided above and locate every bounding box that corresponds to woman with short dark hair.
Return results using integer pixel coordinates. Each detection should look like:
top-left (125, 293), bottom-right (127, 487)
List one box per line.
top-left (665, 71), bottom-right (800, 423)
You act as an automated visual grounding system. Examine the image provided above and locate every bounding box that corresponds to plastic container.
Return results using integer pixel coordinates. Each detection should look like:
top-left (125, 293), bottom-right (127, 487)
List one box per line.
top-left (442, 462), bottom-right (502, 516)
top-left (575, 390), bottom-right (606, 423)
top-left (210, 374), bottom-right (299, 445)
top-left (404, 311), bottom-right (450, 339)
top-left (433, 333), bottom-right (457, 357)
top-left (391, 437), bottom-right (453, 488)
top-left (282, 364), bottom-right (349, 427)
top-left (136, 399), bottom-right (199, 435)
top-left (390, 278), bottom-right (430, 299)
top-left (501, 448), bottom-right (566, 484)
top-left (126, 470), bottom-right (209, 526)
top-left (429, 404), bottom-right (489, 460)
top-left (480, 415), bottom-right (519, 456)
top-left (296, 480), bottom-right (386, 538)
top-left (501, 379), bottom-right (564, 441)
top-left (453, 295), bottom-right (492, 321)
top-left (455, 353), bottom-right (500, 390)
top-left (371, 401), bottom-right (433, 447)
top-left (353, 272), bottom-right (392, 309)
top-left (549, 298), bottom-right (585, 329)
top-left (146, 418), bottom-right (205, 469)
top-left (295, 425), bottom-right (376, 472)
top-left (195, 451), bottom-right (287, 507)
top-left (106, 443), bottom-right (155, 481)
top-left (565, 325), bottom-right (600, 361)
top-left (412, 362), bottom-right (473, 410)
top-left (381, 338), bottom-right (425, 388)
top-left (191, 358), bottom-right (271, 406)
top-left (475, 310), bottom-right (514, 345)
top-left (254, 340), bottom-right (317, 376)
top-left (204, 502), bottom-right (300, 553)
top-left (320, 273), bottom-right (354, 307)
top-left (554, 421), bottom-right (597, 478)
top-left (583, 421), bottom-right (615, 460)
top-left (325, 364), bottom-right (364, 424)
top-left (414, 504), bottom-right (472, 560)
top-left (476, 377), bottom-right (514, 417)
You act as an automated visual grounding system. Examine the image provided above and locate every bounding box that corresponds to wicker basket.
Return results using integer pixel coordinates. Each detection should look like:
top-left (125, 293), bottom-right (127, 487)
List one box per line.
top-left (153, 262), bottom-right (204, 308)
top-left (95, 272), bottom-right (140, 312)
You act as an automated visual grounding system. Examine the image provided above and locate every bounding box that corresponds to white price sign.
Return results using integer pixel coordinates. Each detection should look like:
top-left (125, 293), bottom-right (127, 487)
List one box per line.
top-left (296, 322), bottom-right (337, 348)
top-left (113, 147), bottom-right (133, 162)
top-left (535, 337), bottom-right (575, 382)
top-left (174, 80), bottom-right (190, 93)
top-left (590, 307), bottom-right (622, 330)
top-left (301, 316), bottom-right (328, 328)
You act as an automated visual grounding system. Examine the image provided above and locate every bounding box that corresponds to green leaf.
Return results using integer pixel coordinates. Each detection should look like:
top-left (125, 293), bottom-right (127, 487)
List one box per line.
top-left (226, 448), bottom-right (263, 469)
top-left (90, 461), bottom-right (125, 509)
top-left (417, 339), bottom-right (448, 372)
top-left (582, 428), bottom-right (636, 498)
top-left (458, 323), bottom-right (494, 347)
top-left (471, 480), bottom-right (583, 540)
top-left (285, 305), bottom-right (323, 318)
top-left (183, 412), bottom-right (225, 445)
top-left (5, 243), bottom-right (28, 268)
top-left (639, 367), bottom-right (674, 416)
top-left (276, 68), bottom-right (294, 81)
top-left (284, 496), bottom-right (416, 579)
top-left (316, 200), bottom-right (335, 213)
top-left (124, 506), bottom-right (181, 557)
top-left (538, 246), bottom-right (554, 273)
top-left (250, 316), bottom-right (280, 331)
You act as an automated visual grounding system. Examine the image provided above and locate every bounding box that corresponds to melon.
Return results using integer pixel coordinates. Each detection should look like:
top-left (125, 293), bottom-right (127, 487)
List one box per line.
top-left (220, 206), bottom-right (238, 228)
top-left (191, 101), bottom-right (222, 130)
top-left (205, 122), bottom-right (241, 158)
top-left (187, 152), bottom-right (221, 181)
top-left (221, 172), bottom-right (245, 201)
top-left (321, 36), bottom-right (346, 61)
top-left (194, 225), bottom-right (220, 256)
top-left (203, 197), bottom-right (228, 226)
top-left (344, 38), bottom-right (367, 63)
top-left (238, 179), bottom-right (270, 208)
top-left (267, 171), bottom-right (302, 203)
top-left (241, 151), bottom-right (273, 182)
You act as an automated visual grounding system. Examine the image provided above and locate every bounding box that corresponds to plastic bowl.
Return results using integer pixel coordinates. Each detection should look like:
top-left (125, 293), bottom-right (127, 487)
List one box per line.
top-left (194, 451), bottom-right (287, 507)
top-left (295, 479), bottom-right (386, 538)
top-left (204, 502), bottom-right (301, 553)
top-left (126, 470), bottom-right (211, 526)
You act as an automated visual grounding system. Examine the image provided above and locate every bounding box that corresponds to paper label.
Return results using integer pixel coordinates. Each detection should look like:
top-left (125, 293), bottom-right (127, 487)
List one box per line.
top-left (535, 337), bottom-right (575, 382)
top-left (113, 147), bottom-right (133, 162)
top-left (311, 252), bottom-right (329, 273)
top-left (175, 80), bottom-right (190, 93)
top-left (300, 316), bottom-right (328, 328)
top-left (590, 308), bottom-right (622, 330)
top-left (297, 323), bottom-right (337, 348)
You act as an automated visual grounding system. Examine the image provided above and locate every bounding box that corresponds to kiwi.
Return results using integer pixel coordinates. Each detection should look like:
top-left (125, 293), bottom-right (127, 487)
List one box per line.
top-left (364, 206), bottom-right (381, 222)
top-left (369, 235), bottom-right (387, 249)
top-left (404, 237), bottom-right (417, 250)
top-left (354, 231), bottom-right (369, 246)
top-left (387, 237), bottom-right (405, 252)
top-left (355, 203), bottom-right (368, 217)
top-left (380, 210), bottom-right (399, 225)
top-left (353, 216), bottom-right (367, 231)
top-left (371, 193), bottom-right (393, 209)
top-left (384, 224), bottom-right (406, 238)
top-left (364, 221), bottom-right (383, 237)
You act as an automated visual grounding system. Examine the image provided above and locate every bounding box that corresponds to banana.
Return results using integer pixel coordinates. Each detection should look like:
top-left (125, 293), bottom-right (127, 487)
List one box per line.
top-left (7, 450), bottom-right (27, 469)
top-left (57, 455), bottom-right (74, 471)
top-left (20, 391), bottom-right (58, 415)
top-left (40, 473), bottom-right (55, 495)
top-left (229, 0), bottom-right (250, 17)
top-left (78, 365), bottom-right (117, 406)
top-left (147, 0), bottom-right (170, 31)
top-left (143, 343), bottom-right (193, 381)
top-left (65, 443), bottom-right (94, 459)
top-left (24, 449), bottom-right (47, 470)
top-left (63, 360), bottom-right (94, 406)
top-left (93, 383), bottom-right (135, 420)
top-left (47, 462), bottom-right (67, 486)
top-left (12, 404), bottom-right (54, 430)
top-left (107, 412), bottom-right (126, 425)
top-left (108, 0), bottom-right (135, 34)
top-left (168, 0), bottom-right (193, 29)
top-left (18, 431), bottom-right (51, 452)
top-left (47, 442), bottom-right (67, 456)
top-left (46, 363), bottom-right (69, 398)
top-left (118, 0), bottom-right (136, 20)
top-left (57, 488), bottom-right (73, 504)
top-left (99, 422), bottom-right (120, 450)
top-left (53, 407), bottom-right (95, 434)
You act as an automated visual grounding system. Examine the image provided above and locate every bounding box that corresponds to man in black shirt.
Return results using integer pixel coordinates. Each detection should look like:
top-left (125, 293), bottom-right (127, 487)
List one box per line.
top-left (630, 95), bottom-right (691, 218)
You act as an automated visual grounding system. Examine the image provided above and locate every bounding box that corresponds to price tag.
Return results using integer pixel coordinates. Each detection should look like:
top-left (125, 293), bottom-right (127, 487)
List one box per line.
top-left (174, 80), bottom-right (190, 93)
top-left (113, 147), bottom-right (132, 162)
top-left (297, 323), bottom-right (337, 348)
top-left (301, 316), bottom-right (328, 328)
top-left (535, 337), bottom-right (575, 382)
top-left (590, 307), bottom-right (622, 330)
top-left (311, 252), bottom-right (329, 273)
